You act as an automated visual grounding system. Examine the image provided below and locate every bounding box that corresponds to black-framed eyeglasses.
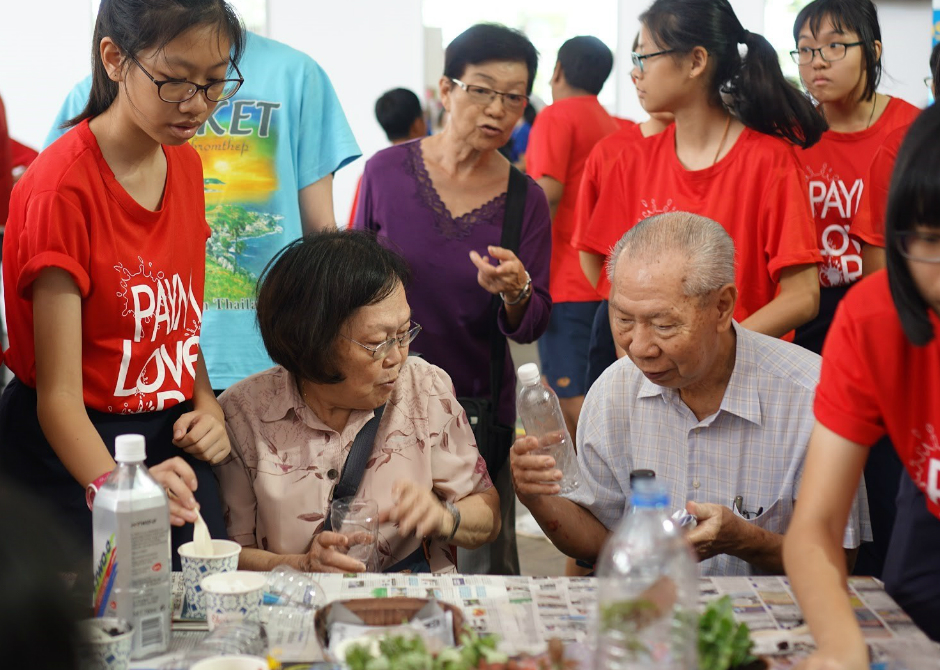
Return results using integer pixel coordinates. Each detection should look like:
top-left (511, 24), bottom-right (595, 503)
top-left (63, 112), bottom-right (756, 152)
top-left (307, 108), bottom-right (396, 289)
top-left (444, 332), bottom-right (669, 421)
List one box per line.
top-left (131, 56), bottom-right (244, 103)
top-left (450, 79), bottom-right (529, 112)
top-left (896, 231), bottom-right (940, 264)
top-left (343, 322), bottom-right (422, 360)
top-left (631, 49), bottom-right (677, 74)
top-left (790, 42), bottom-right (864, 65)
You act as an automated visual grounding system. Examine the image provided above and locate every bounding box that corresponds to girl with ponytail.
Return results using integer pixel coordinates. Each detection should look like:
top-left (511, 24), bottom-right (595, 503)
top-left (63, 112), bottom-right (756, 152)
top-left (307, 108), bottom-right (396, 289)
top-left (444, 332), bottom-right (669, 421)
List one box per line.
top-left (573, 0), bottom-right (826, 340)
top-left (0, 0), bottom-right (245, 565)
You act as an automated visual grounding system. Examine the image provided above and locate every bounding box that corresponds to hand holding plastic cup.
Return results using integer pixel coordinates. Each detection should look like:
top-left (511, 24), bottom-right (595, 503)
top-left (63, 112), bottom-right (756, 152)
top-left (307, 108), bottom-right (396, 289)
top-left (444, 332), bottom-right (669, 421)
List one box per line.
top-left (75, 618), bottom-right (133, 670)
top-left (330, 497), bottom-right (379, 570)
top-left (178, 539), bottom-right (242, 619)
top-left (200, 571), bottom-right (266, 631)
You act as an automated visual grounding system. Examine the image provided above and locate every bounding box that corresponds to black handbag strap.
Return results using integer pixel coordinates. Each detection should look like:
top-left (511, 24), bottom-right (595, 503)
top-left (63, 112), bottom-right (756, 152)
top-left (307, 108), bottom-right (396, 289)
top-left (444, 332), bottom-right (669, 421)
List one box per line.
top-left (488, 166), bottom-right (528, 409)
top-left (323, 404), bottom-right (386, 531)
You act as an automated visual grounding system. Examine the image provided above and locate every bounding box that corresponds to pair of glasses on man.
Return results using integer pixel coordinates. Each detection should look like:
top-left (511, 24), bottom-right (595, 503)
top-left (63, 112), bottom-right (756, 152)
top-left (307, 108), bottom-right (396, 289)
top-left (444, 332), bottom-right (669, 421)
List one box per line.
top-left (789, 41), bottom-right (864, 65)
top-left (344, 322), bottom-right (422, 360)
top-left (450, 78), bottom-right (529, 112)
top-left (896, 231), bottom-right (940, 263)
top-left (131, 56), bottom-right (244, 103)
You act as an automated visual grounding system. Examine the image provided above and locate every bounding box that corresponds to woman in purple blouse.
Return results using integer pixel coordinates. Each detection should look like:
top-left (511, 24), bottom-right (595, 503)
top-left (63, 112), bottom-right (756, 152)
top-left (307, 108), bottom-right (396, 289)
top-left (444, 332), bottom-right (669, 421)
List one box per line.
top-left (354, 24), bottom-right (552, 575)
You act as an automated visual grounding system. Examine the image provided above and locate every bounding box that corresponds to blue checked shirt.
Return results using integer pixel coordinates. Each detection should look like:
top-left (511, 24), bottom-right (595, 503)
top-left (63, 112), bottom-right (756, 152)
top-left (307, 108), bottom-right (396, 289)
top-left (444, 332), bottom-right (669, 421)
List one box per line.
top-left (565, 321), bottom-right (872, 576)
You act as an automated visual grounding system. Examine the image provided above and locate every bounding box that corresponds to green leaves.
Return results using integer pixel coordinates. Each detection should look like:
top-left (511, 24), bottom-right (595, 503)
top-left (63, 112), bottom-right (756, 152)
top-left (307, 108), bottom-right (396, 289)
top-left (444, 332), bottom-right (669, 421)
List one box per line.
top-left (698, 596), bottom-right (757, 670)
top-left (344, 626), bottom-right (507, 670)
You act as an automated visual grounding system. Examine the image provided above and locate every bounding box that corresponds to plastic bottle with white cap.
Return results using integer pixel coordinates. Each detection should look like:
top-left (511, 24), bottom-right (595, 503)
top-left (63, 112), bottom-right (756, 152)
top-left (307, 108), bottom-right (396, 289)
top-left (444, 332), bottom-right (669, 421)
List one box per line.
top-left (516, 362), bottom-right (581, 495)
top-left (91, 434), bottom-right (171, 658)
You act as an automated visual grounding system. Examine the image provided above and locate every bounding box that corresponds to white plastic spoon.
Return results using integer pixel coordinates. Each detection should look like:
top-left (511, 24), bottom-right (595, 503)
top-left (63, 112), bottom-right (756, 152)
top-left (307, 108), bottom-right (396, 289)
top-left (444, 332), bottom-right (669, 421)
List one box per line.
top-left (193, 507), bottom-right (213, 556)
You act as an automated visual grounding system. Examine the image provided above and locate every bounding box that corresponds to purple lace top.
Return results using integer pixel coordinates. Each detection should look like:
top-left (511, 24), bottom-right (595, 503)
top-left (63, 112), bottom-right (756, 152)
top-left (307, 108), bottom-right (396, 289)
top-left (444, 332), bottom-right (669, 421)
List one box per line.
top-left (353, 139), bottom-right (552, 429)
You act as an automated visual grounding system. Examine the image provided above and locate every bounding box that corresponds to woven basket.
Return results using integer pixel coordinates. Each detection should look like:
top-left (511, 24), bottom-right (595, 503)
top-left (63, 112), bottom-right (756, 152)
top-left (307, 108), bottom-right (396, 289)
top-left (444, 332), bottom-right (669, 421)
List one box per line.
top-left (314, 597), bottom-right (465, 654)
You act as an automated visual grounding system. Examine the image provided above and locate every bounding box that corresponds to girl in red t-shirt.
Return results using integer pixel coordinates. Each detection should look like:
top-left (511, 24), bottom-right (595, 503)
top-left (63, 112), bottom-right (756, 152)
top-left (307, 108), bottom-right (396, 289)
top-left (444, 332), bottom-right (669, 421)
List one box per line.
top-left (577, 0), bottom-right (827, 339)
top-left (791, 0), bottom-right (920, 354)
top-left (784, 106), bottom-right (940, 661)
top-left (0, 0), bottom-right (245, 563)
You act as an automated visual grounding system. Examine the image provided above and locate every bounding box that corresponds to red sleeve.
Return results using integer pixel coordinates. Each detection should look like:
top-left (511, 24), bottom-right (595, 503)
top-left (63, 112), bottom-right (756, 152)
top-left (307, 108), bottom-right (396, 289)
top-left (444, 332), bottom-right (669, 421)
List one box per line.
top-left (10, 139), bottom-right (39, 169)
top-left (347, 174), bottom-right (362, 228)
top-left (351, 161), bottom-right (374, 232)
top-left (814, 296), bottom-right (885, 446)
top-left (0, 95), bottom-right (12, 227)
top-left (762, 150), bottom-right (823, 281)
top-left (525, 107), bottom-right (572, 184)
top-left (575, 156), bottom-right (628, 257)
top-left (852, 143), bottom-right (897, 248)
top-left (571, 149), bottom-right (603, 250)
top-left (16, 190), bottom-right (92, 299)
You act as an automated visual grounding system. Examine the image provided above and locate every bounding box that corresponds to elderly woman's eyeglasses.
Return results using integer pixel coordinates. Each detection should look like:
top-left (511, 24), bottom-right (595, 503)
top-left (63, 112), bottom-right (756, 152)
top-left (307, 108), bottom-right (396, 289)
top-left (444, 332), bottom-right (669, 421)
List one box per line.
top-left (896, 231), bottom-right (940, 264)
top-left (344, 322), bottom-right (422, 360)
top-left (631, 49), bottom-right (676, 73)
top-left (131, 56), bottom-right (244, 103)
top-left (450, 79), bottom-right (529, 112)
top-left (790, 42), bottom-right (864, 66)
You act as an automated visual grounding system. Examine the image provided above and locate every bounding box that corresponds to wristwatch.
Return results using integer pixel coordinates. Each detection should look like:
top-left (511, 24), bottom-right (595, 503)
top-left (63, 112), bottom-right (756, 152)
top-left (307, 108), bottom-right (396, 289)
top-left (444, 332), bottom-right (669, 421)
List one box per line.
top-left (85, 471), bottom-right (113, 510)
top-left (500, 271), bottom-right (532, 305)
top-left (443, 501), bottom-right (461, 543)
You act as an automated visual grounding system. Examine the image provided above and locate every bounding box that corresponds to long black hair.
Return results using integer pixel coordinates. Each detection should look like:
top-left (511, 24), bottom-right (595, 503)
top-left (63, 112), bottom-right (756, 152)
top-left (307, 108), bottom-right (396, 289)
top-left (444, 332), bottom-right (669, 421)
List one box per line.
top-left (641, 0), bottom-right (827, 148)
top-left (793, 0), bottom-right (882, 103)
top-left (67, 0), bottom-right (245, 127)
top-left (885, 105), bottom-right (940, 346)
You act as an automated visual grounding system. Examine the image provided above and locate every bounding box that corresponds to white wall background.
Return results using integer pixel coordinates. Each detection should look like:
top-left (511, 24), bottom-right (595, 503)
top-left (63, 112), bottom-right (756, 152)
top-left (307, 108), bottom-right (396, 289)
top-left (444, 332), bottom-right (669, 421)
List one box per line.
top-left (0, 0), bottom-right (934, 221)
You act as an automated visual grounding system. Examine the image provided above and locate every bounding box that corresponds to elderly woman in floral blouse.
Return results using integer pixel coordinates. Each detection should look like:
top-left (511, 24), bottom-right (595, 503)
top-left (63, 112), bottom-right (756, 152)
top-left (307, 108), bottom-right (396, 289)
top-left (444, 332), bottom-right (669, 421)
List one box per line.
top-left (215, 231), bottom-right (499, 573)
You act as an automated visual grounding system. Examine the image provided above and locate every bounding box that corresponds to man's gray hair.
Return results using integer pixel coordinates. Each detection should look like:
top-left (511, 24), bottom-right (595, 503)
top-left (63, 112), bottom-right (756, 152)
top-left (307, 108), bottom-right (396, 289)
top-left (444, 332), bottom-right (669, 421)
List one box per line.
top-left (606, 212), bottom-right (736, 297)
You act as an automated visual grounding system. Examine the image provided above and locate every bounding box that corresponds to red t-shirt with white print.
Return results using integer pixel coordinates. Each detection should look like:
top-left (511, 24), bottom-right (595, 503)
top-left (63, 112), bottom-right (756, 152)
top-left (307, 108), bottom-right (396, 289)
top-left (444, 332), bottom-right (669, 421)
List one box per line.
top-left (3, 119), bottom-right (210, 413)
top-left (574, 124), bottom-right (821, 322)
top-left (815, 271), bottom-right (940, 521)
top-left (797, 97), bottom-right (919, 285)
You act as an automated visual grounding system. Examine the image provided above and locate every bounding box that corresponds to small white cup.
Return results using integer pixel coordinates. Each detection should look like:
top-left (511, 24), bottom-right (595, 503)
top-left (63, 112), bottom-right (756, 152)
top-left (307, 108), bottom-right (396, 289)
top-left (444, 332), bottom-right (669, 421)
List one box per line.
top-left (75, 618), bottom-right (133, 670)
top-left (190, 655), bottom-right (269, 670)
top-left (200, 571), bottom-right (267, 632)
top-left (178, 539), bottom-right (242, 619)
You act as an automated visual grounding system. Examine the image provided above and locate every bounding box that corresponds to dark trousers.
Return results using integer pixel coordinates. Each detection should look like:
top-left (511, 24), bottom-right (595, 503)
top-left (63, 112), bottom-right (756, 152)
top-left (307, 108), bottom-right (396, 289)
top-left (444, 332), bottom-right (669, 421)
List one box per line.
top-left (882, 470), bottom-right (940, 641)
top-left (0, 378), bottom-right (227, 572)
top-left (853, 436), bottom-right (903, 578)
top-left (584, 300), bottom-right (618, 392)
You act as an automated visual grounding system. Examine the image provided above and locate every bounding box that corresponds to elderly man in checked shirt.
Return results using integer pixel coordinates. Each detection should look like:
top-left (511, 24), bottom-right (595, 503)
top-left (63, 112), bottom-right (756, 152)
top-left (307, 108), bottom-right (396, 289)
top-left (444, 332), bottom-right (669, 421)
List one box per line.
top-left (512, 212), bottom-right (870, 576)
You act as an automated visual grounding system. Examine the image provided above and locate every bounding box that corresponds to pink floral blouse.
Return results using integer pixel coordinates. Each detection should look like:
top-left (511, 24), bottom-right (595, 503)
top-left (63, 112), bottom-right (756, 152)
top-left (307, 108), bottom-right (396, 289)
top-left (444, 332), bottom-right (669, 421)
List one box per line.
top-left (215, 357), bottom-right (493, 573)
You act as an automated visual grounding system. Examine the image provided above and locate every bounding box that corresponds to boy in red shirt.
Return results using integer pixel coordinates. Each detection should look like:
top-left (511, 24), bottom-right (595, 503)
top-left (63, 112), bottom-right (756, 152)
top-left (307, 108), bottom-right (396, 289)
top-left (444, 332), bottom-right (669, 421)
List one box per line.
top-left (526, 35), bottom-right (619, 439)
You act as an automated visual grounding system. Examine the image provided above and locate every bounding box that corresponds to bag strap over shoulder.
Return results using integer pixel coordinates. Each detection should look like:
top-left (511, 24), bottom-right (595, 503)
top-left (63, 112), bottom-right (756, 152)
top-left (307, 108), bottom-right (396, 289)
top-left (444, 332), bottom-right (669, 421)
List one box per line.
top-left (488, 166), bottom-right (528, 409)
top-left (323, 404), bottom-right (386, 531)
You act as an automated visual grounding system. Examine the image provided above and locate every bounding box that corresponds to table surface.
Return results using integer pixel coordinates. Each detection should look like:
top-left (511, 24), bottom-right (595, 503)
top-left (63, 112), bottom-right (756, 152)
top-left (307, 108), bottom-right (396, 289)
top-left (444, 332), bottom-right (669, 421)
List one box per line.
top-left (129, 572), bottom-right (939, 669)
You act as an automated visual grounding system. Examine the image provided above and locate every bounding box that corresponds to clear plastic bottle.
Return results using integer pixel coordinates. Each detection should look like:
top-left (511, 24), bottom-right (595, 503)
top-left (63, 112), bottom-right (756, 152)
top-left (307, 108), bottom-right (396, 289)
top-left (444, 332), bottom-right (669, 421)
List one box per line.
top-left (594, 479), bottom-right (698, 670)
top-left (263, 565), bottom-right (324, 608)
top-left (516, 363), bottom-right (580, 495)
top-left (92, 434), bottom-right (171, 659)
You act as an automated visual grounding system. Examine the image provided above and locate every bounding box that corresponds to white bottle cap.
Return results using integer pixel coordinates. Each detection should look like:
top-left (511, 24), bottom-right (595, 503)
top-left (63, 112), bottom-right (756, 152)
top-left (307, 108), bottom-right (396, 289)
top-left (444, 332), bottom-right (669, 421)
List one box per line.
top-left (114, 434), bottom-right (147, 462)
top-left (517, 363), bottom-right (541, 386)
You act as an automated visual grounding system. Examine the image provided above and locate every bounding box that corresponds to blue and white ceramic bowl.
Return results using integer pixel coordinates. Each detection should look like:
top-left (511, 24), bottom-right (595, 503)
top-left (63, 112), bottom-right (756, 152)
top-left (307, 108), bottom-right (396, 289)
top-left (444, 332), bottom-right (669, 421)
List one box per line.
top-left (201, 571), bottom-right (266, 632)
top-left (178, 539), bottom-right (242, 619)
top-left (76, 617), bottom-right (133, 670)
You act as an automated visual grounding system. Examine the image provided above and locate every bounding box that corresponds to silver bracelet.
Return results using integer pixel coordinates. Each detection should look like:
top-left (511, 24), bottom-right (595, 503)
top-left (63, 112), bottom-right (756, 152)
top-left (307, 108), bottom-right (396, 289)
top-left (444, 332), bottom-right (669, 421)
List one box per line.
top-left (443, 500), bottom-right (461, 543)
top-left (500, 271), bottom-right (532, 305)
